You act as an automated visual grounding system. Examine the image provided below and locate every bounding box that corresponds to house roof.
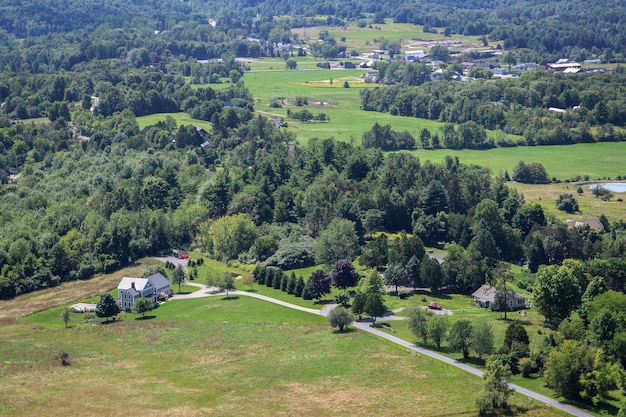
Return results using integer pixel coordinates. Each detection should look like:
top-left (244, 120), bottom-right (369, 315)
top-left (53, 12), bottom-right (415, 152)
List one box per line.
top-left (118, 277), bottom-right (150, 291)
top-left (566, 219), bottom-right (604, 230)
top-left (471, 284), bottom-right (525, 303)
top-left (146, 273), bottom-right (170, 289)
top-left (118, 273), bottom-right (169, 292)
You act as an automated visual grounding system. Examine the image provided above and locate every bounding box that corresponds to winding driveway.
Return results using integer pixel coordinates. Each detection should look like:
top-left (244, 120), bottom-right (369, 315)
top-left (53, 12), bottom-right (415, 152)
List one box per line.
top-left (170, 281), bottom-right (593, 417)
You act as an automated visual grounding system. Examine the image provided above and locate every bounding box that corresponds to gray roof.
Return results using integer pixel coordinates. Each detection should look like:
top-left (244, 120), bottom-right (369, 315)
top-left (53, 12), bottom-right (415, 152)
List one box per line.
top-left (471, 284), bottom-right (526, 303)
top-left (146, 273), bottom-right (170, 289)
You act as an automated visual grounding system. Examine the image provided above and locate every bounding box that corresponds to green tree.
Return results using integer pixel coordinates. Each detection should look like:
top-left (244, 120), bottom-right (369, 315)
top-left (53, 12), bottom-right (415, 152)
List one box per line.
top-left (133, 297), bottom-right (154, 317)
top-left (428, 315), bottom-right (449, 349)
top-left (351, 292), bottom-right (367, 319)
top-left (449, 320), bottom-right (473, 358)
top-left (294, 276), bottom-right (305, 297)
top-left (471, 321), bottom-right (495, 360)
top-left (208, 272), bottom-right (237, 298)
top-left (476, 356), bottom-right (514, 415)
top-left (61, 306), bottom-right (71, 328)
top-left (533, 264), bottom-right (583, 326)
top-left (407, 307), bottom-right (431, 343)
top-left (171, 264), bottom-right (185, 293)
top-left (384, 263), bottom-right (408, 294)
top-left (364, 293), bottom-right (386, 322)
top-left (242, 274), bottom-right (254, 290)
top-left (421, 255), bottom-right (444, 292)
top-left (95, 292), bottom-right (121, 322)
top-left (328, 307), bottom-right (354, 332)
top-left (544, 339), bottom-right (587, 400)
top-left (315, 219), bottom-right (360, 265)
top-left (503, 323), bottom-right (529, 351)
top-left (208, 213), bottom-right (258, 261)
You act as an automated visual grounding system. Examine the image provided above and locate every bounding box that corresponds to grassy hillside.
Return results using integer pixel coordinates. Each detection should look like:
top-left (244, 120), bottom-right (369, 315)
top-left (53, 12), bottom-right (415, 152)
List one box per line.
top-left (1, 295), bottom-right (561, 417)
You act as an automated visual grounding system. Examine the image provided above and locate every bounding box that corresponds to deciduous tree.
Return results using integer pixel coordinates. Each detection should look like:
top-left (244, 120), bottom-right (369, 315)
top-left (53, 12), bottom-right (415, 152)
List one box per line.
top-left (407, 307), bottom-right (431, 343)
top-left (476, 356), bottom-right (514, 415)
top-left (449, 320), bottom-right (473, 358)
top-left (330, 259), bottom-right (359, 289)
top-left (307, 269), bottom-right (331, 301)
top-left (171, 264), bottom-right (185, 293)
top-left (328, 307), bottom-right (354, 332)
top-left (133, 297), bottom-right (154, 317)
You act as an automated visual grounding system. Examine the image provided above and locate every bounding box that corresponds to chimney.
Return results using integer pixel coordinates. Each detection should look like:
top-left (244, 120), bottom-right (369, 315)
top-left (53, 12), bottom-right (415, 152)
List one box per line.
top-left (131, 282), bottom-right (136, 290)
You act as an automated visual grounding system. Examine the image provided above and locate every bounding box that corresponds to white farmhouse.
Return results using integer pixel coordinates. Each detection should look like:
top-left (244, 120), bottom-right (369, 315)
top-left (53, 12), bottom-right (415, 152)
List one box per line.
top-left (117, 273), bottom-right (171, 311)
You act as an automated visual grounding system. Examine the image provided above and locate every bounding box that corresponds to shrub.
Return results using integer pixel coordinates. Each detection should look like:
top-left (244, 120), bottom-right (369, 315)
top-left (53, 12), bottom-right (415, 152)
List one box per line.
top-left (519, 357), bottom-right (533, 377)
top-left (56, 351), bottom-right (70, 366)
top-left (264, 237), bottom-right (316, 269)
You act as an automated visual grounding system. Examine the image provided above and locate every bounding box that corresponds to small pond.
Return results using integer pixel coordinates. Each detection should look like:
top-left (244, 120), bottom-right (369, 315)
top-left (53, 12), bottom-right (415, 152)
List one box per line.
top-left (589, 183), bottom-right (626, 193)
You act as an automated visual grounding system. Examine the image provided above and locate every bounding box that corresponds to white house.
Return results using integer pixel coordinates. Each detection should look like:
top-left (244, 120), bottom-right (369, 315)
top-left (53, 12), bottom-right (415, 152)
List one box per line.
top-left (117, 273), bottom-right (171, 311)
top-left (404, 50), bottom-right (428, 61)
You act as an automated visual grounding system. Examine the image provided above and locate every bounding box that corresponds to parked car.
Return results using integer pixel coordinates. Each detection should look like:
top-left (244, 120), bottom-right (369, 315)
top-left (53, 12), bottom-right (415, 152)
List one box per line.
top-left (428, 302), bottom-right (442, 310)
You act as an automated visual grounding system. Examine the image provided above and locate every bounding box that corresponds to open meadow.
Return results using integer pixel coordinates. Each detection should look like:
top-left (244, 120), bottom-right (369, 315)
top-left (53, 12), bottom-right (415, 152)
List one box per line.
top-left (1, 278), bottom-right (564, 417)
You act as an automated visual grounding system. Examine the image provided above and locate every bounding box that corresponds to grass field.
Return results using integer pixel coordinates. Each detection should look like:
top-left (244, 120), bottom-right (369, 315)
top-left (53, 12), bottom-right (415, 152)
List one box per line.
top-left (510, 180), bottom-right (626, 224)
top-left (2, 285), bottom-right (562, 417)
top-left (414, 142), bottom-right (626, 182)
top-left (135, 112), bottom-right (212, 131)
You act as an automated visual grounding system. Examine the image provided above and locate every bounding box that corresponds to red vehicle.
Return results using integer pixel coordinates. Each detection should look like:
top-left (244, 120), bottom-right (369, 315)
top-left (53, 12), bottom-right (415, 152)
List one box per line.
top-left (172, 249), bottom-right (190, 260)
top-left (428, 302), bottom-right (442, 310)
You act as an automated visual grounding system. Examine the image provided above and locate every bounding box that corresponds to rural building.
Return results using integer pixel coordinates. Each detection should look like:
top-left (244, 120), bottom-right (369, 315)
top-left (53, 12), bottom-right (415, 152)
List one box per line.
top-left (566, 219), bottom-right (604, 231)
top-left (404, 50), bottom-right (428, 61)
top-left (471, 284), bottom-right (527, 311)
top-left (546, 62), bottom-right (581, 71)
top-left (117, 273), bottom-right (171, 311)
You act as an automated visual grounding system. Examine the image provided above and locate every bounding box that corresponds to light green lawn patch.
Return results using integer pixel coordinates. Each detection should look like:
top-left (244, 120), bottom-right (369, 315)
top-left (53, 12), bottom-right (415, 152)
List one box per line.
top-left (135, 112), bottom-right (212, 131)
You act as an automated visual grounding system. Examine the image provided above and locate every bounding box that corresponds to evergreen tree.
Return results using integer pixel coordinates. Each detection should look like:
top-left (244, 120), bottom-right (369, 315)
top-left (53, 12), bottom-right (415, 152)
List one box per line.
top-left (294, 276), bottom-right (305, 297)
top-left (96, 293), bottom-right (121, 322)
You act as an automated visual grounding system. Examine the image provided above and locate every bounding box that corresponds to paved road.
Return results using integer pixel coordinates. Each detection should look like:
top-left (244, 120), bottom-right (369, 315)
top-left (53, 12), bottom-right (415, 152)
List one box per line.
top-left (167, 279), bottom-right (593, 417)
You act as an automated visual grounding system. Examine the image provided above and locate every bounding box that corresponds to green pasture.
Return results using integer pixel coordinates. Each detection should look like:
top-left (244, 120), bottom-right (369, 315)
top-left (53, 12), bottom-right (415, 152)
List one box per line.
top-left (292, 20), bottom-right (486, 53)
top-left (242, 68), bottom-right (446, 144)
top-left (0, 317), bottom-right (560, 417)
top-left (414, 142), bottom-right (626, 181)
top-left (135, 112), bottom-right (212, 131)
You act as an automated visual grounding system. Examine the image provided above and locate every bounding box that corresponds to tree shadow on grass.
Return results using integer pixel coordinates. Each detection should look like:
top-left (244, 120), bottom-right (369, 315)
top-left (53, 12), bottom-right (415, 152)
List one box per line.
top-left (314, 299), bottom-right (335, 305)
top-left (220, 295), bottom-right (240, 301)
top-left (175, 291), bottom-right (192, 295)
top-left (244, 289), bottom-right (258, 293)
top-left (456, 356), bottom-right (486, 366)
top-left (331, 327), bottom-right (357, 334)
top-left (135, 315), bottom-right (156, 320)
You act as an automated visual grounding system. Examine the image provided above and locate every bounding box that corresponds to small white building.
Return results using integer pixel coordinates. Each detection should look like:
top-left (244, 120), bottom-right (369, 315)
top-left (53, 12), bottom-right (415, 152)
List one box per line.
top-left (404, 50), bottom-right (428, 61)
top-left (117, 273), bottom-right (171, 311)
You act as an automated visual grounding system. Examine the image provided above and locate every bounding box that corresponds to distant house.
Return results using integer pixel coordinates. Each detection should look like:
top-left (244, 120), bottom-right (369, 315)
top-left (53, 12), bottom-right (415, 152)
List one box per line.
top-left (471, 284), bottom-right (527, 311)
top-left (404, 50), bottom-right (428, 61)
top-left (117, 273), bottom-right (171, 311)
top-left (546, 62), bottom-right (581, 72)
top-left (566, 219), bottom-right (604, 231)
